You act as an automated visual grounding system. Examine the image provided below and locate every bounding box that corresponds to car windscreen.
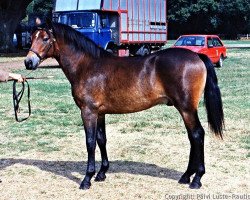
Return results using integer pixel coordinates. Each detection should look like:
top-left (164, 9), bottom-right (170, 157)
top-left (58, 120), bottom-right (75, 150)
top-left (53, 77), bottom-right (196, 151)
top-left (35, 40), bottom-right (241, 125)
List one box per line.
top-left (58, 12), bottom-right (96, 28)
top-left (175, 36), bottom-right (205, 46)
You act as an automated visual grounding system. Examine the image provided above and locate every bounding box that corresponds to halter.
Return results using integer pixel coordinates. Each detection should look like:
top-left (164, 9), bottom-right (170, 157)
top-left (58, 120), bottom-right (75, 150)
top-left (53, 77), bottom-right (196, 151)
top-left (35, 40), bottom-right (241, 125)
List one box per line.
top-left (28, 29), bottom-right (57, 62)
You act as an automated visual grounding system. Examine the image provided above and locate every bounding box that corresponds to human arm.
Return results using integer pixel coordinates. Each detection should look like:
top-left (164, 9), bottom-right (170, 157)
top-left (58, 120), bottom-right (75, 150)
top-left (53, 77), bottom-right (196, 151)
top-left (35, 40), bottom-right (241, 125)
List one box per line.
top-left (0, 69), bottom-right (9, 82)
top-left (0, 70), bottom-right (24, 82)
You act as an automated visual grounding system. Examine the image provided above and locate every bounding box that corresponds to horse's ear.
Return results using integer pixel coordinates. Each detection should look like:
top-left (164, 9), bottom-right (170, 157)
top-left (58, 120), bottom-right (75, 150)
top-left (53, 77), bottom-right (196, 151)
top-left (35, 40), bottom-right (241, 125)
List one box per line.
top-left (46, 18), bottom-right (53, 29)
top-left (35, 17), bottom-right (42, 26)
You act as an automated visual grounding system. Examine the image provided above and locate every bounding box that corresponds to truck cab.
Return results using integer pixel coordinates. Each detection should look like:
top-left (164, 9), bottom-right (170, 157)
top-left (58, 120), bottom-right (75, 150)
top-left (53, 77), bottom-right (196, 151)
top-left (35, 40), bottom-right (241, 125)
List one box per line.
top-left (53, 0), bottom-right (167, 56)
top-left (53, 10), bottom-right (119, 52)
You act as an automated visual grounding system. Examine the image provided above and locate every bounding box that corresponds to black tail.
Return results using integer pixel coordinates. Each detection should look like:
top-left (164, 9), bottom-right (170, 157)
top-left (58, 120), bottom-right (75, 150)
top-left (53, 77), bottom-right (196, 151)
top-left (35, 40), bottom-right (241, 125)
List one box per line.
top-left (198, 54), bottom-right (224, 138)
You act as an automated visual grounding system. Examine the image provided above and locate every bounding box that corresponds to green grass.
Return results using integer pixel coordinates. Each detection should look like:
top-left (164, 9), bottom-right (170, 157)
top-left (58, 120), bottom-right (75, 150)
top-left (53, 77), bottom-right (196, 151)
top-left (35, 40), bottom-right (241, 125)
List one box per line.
top-left (223, 40), bottom-right (250, 45)
top-left (0, 68), bottom-right (82, 154)
top-left (0, 48), bottom-right (249, 156)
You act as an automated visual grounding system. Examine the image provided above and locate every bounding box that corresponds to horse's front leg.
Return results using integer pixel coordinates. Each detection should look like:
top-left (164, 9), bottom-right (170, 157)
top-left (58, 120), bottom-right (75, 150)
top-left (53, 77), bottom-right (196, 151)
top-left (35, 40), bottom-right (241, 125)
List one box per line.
top-left (79, 108), bottom-right (98, 190)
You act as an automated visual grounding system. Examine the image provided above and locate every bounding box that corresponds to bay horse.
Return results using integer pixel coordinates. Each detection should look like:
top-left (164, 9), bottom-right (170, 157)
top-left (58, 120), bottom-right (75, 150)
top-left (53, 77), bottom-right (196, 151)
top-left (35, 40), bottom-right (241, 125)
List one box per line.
top-left (24, 21), bottom-right (224, 190)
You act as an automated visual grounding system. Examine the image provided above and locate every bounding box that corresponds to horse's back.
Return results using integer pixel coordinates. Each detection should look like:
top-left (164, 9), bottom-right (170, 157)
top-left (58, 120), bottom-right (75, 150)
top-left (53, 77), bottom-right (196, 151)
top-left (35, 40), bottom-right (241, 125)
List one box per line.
top-left (154, 48), bottom-right (206, 71)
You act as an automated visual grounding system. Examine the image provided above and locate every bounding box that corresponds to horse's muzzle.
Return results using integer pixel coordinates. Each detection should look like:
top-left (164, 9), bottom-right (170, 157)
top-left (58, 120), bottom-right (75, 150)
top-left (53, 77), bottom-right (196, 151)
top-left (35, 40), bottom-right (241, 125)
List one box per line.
top-left (24, 57), bottom-right (39, 70)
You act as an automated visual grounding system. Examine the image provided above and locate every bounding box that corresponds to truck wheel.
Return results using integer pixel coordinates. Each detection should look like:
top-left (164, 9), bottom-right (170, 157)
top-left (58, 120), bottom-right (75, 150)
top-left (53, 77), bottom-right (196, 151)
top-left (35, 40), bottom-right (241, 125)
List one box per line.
top-left (106, 48), bottom-right (113, 54)
top-left (141, 47), bottom-right (150, 56)
top-left (216, 56), bottom-right (223, 68)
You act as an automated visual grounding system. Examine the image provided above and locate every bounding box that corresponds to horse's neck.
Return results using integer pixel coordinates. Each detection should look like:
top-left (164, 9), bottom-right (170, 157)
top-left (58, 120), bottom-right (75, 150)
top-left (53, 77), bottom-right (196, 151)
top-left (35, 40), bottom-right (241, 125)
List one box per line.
top-left (55, 42), bottom-right (92, 84)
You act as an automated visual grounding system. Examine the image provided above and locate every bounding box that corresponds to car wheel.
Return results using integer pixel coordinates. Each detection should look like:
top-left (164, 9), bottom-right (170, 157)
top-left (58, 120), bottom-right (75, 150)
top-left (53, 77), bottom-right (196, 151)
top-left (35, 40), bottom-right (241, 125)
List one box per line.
top-left (216, 56), bottom-right (223, 68)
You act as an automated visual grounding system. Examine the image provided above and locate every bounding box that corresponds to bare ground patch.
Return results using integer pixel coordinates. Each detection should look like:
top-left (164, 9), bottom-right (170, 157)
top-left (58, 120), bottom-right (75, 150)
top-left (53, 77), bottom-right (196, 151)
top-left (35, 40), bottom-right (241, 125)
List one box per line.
top-left (0, 124), bottom-right (249, 200)
top-left (0, 57), bottom-right (59, 71)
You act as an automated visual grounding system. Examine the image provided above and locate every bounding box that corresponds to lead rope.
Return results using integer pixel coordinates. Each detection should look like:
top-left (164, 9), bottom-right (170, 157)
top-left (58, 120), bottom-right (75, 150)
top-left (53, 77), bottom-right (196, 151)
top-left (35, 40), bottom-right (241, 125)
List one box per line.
top-left (13, 80), bottom-right (31, 122)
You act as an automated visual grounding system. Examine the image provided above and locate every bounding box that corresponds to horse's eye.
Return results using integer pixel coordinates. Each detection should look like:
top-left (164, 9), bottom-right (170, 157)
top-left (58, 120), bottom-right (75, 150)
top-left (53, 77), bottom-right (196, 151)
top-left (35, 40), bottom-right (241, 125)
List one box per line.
top-left (43, 38), bottom-right (49, 42)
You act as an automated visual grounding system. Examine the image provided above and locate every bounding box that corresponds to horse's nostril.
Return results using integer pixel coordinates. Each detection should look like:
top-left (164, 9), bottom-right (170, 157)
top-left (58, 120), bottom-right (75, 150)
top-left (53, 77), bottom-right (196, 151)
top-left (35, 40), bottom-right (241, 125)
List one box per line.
top-left (25, 59), bottom-right (33, 70)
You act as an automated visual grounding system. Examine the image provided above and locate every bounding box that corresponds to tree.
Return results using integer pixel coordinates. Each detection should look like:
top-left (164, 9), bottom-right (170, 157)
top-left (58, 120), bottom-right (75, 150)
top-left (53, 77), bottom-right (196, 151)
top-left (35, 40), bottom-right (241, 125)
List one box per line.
top-left (0, 0), bottom-right (32, 52)
top-left (168, 0), bottom-right (219, 38)
top-left (167, 0), bottom-right (250, 39)
top-left (217, 0), bottom-right (250, 38)
top-left (26, 0), bottom-right (53, 25)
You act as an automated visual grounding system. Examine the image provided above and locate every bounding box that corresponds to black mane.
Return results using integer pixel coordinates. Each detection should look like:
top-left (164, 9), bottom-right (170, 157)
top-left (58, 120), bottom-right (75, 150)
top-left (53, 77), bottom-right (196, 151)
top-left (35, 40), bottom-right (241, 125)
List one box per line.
top-left (51, 22), bottom-right (113, 58)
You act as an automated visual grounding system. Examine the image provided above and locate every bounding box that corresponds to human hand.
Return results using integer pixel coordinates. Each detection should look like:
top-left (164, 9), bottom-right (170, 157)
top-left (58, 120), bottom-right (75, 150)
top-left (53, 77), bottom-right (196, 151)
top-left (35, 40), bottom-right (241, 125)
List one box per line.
top-left (9, 73), bottom-right (25, 82)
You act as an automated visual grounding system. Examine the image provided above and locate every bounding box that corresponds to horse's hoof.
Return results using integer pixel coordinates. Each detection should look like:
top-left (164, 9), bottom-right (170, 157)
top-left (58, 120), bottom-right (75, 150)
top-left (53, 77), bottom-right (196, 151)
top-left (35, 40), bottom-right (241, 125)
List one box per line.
top-left (189, 181), bottom-right (202, 189)
top-left (178, 176), bottom-right (190, 184)
top-left (95, 173), bottom-right (106, 182)
top-left (79, 182), bottom-right (91, 190)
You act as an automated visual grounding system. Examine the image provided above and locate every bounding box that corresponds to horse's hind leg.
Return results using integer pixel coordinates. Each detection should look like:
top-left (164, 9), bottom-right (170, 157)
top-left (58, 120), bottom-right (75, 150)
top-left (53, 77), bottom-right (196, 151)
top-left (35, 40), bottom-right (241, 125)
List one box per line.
top-left (178, 110), bottom-right (205, 189)
top-left (95, 115), bottom-right (109, 182)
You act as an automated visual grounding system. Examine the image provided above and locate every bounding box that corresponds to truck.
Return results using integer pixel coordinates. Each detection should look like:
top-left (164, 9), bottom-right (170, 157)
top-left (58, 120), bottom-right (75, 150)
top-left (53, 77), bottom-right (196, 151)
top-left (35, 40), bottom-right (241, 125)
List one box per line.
top-left (52, 0), bottom-right (167, 56)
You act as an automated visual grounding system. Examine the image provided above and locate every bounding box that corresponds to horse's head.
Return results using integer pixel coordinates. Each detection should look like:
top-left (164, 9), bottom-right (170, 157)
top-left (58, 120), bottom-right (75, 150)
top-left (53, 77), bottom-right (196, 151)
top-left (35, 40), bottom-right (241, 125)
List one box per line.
top-left (25, 21), bottom-right (57, 70)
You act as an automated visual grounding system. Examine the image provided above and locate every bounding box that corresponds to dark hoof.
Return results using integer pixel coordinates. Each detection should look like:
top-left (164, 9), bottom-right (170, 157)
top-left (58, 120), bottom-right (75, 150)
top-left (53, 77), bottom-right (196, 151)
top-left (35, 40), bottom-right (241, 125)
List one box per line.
top-left (189, 181), bottom-right (202, 189)
top-left (79, 181), bottom-right (91, 190)
top-left (178, 176), bottom-right (190, 184)
top-left (94, 173), bottom-right (106, 182)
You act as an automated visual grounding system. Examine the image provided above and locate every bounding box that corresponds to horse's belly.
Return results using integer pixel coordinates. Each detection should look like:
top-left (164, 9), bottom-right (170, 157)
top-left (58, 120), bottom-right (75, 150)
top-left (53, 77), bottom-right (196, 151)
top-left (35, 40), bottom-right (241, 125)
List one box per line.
top-left (99, 94), bottom-right (169, 114)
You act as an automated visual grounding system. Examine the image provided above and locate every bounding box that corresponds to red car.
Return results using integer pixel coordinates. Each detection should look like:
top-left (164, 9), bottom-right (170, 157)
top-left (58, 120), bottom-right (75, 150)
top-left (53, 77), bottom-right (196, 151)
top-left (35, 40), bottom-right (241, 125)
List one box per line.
top-left (173, 35), bottom-right (227, 67)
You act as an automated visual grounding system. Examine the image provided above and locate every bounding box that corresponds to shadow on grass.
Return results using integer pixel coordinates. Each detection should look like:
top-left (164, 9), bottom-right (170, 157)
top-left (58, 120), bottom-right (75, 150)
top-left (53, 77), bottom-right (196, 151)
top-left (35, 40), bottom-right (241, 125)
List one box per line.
top-left (0, 158), bottom-right (182, 184)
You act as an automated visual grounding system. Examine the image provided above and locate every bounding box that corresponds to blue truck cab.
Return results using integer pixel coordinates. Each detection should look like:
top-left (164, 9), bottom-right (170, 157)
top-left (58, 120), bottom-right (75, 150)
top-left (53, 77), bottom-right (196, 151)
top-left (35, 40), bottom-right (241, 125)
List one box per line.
top-left (53, 0), bottom-right (167, 56)
top-left (53, 10), bottom-right (119, 52)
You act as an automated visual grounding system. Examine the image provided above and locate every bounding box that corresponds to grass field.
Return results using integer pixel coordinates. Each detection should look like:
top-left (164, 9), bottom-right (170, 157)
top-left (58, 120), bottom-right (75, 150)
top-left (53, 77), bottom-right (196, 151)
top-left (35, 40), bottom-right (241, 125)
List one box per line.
top-left (0, 47), bottom-right (249, 199)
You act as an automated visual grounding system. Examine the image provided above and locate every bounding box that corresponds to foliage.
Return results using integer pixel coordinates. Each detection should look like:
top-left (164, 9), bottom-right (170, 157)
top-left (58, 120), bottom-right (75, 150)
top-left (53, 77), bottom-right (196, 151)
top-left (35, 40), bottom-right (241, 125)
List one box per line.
top-left (217, 0), bottom-right (250, 38)
top-left (168, 0), bottom-right (250, 38)
top-left (26, 0), bottom-right (53, 19)
top-left (0, 0), bottom-right (32, 52)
